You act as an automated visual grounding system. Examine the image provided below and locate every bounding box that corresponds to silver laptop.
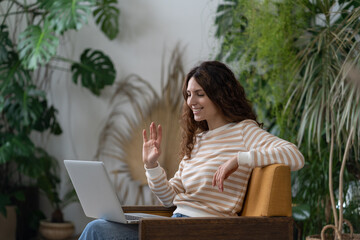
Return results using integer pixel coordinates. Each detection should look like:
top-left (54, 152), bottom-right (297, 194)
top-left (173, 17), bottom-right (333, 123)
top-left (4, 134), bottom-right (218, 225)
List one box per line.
top-left (64, 160), bottom-right (167, 224)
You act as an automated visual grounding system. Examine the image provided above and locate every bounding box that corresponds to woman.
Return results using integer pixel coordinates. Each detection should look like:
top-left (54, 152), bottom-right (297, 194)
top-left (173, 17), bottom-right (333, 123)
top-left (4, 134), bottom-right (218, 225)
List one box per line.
top-left (80, 61), bottom-right (304, 239)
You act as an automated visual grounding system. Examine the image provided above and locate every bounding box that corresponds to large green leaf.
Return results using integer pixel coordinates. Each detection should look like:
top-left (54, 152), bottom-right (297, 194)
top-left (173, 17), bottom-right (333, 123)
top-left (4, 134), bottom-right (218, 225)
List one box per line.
top-left (17, 23), bottom-right (59, 69)
top-left (0, 135), bottom-right (35, 164)
top-left (0, 52), bottom-right (31, 93)
top-left (40, 0), bottom-right (95, 34)
top-left (292, 203), bottom-right (310, 221)
top-left (71, 48), bottom-right (116, 95)
top-left (17, 147), bottom-right (58, 180)
top-left (1, 83), bottom-right (46, 133)
top-left (33, 104), bottom-right (63, 135)
top-left (93, 0), bottom-right (120, 40)
top-left (0, 24), bottom-right (13, 64)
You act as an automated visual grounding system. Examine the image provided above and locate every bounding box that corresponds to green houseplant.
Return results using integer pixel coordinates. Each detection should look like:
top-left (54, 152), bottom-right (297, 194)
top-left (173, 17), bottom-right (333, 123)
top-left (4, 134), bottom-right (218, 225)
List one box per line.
top-left (39, 172), bottom-right (79, 240)
top-left (285, 1), bottom-right (360, 239)
top-left (214, 0), bottom-right (360, 239)
top-left (0, 64), bottom-right (63, 238)
top-left (0, 0), bottom-right (120, 238)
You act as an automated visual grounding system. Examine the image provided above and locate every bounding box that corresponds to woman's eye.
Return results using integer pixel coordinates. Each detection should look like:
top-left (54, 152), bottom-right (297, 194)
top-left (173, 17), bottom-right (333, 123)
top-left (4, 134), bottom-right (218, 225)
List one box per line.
top-left (197, 94), bottom-right (204, 97)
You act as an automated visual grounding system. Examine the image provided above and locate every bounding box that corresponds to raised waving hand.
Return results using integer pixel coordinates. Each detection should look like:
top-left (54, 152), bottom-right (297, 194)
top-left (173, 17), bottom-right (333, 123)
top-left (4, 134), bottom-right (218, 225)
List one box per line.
top-left (142, 122), bottom-right (162, 168)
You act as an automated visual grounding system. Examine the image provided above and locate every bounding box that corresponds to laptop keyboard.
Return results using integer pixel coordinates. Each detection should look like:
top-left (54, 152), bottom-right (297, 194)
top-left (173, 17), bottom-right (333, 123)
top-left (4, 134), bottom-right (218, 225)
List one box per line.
top-left (125, 214), bottom-right (142, 221)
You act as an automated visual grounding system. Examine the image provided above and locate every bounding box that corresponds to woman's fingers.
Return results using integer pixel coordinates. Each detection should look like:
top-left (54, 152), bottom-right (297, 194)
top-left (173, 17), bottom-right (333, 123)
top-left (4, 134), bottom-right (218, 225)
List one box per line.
top-left (212, 169), bottom-right (224, 192)
top-left (142, 129), bottom-right (148, 143)
top-left (212, 172), bottom-right (217, 187)
top-left (143, 123), bottom-right (163, 165)
top-left (157, 124), bottom-right (162, 145)
top-left (213, 157), bottom-right (239, 192)
top-left (217, 171), bottom-right (224, 192)
top-left (150, 122), bottom-right (154, 140)
top-left (150, 122), bottom-right (162, 141)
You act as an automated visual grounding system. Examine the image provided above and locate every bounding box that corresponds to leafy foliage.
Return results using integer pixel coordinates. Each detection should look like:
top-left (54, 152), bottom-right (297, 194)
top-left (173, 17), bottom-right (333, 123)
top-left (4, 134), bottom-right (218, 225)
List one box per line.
top-left (285, 1), bottom-right (360, 235)
top-left (0, 48), bottom-right (62, 215)
top-left (40, 0), bottom-right (95, 34)
top-left (93, 0), bottom-right (120, 40)
top-left (3, 0), bottom-right (119, 94)
top-left (71, 48), bottom-right (116, 95)
top-left (0, 0), bottom-right (120, 228)
top-left (0, 52), bottom-right (31, 92)
top-left (18, 22), bottom-right (59, 69)
top-left (214, 0), bottom-right (360, 238)
top-left (214, 0), bottom-right (305, 129)
top-left (287, 1), bottom-right (360, 150)
top-left (0, 25), bottom-right (13, 64)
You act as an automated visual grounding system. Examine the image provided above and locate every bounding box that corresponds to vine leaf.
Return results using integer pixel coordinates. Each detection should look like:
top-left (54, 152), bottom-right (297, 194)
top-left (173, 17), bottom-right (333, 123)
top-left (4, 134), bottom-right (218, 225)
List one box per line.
top-left (71, 48), bottom-right (116, 96)
top-left (93, 0), bottom-right (120, 40)
top-left (40, 0), bottom-right (95, 34)
top-left (17, 22), bottom-right (59, 70)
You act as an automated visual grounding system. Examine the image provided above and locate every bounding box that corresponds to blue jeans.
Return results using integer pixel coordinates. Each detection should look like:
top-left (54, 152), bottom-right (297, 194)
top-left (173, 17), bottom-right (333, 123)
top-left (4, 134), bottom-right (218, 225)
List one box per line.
top-left (79, 213), bottom-right (189, 240)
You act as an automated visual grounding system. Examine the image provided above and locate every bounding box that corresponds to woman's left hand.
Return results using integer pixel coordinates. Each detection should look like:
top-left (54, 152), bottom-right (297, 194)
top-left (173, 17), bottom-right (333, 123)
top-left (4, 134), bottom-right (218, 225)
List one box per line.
top-left (212, 156), bottom-right (238, 192)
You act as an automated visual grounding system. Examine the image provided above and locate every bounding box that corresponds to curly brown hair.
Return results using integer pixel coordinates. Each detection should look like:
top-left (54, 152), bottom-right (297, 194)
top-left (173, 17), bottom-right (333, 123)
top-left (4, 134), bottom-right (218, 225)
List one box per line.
top-left (180, 61), bottom-right (260, 160)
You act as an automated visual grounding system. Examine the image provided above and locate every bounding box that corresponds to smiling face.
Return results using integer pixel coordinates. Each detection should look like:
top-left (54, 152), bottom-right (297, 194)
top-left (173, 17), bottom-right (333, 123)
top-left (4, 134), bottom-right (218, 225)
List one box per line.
top-left (186, 77), bottom-right (228, 130)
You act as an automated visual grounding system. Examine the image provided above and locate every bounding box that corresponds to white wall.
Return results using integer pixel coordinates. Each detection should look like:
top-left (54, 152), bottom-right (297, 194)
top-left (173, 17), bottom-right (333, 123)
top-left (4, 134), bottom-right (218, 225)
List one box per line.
top-left (37, 0), bottom-right (221, 235)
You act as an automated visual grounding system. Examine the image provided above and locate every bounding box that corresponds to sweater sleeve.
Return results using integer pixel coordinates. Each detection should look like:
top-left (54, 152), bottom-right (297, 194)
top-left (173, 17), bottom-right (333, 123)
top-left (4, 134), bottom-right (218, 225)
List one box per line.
top-left (240, 120), bottom-right (305, 171)
top-left (145, 161), bottom-right (185, 207)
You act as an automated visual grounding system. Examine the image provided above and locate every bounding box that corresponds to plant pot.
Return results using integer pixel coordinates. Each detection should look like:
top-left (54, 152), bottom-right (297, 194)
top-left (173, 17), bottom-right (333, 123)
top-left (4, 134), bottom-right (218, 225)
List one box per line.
top-left (0, 206), bottom-right (16, 240)
top-left (39, 220), bottom-right (75, 240)
top-left (306, 220), bottom-right (360, 240)
top-left (306, 234), bottom-right (360, 240)
top-left (15, 186), bottom-right (40, 240)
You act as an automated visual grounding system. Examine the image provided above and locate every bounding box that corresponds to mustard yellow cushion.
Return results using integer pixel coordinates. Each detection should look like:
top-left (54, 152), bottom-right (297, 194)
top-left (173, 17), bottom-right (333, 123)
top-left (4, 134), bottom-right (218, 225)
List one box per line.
top-left (240, 164), bottom-right (292, 217)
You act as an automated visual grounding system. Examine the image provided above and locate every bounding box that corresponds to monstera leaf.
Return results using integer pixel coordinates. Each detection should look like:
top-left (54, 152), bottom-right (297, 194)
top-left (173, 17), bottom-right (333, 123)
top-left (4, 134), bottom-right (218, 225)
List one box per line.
top-left (93, 0), bottom-right (120, 40)
top-left (17, 22), bottom-right (59, 69)
top-left (40, 0), bottom-right (95, 34)
top-left (0, 83), bottom-right (48, 133)
top-left (0, 25), bottom-right (13, 64)
top-left (0, 52), bottom-right (31, 93)
top-left (0, 135), bottom-right (35, 165)
top-left (71, 48), bottom-right (116, 95)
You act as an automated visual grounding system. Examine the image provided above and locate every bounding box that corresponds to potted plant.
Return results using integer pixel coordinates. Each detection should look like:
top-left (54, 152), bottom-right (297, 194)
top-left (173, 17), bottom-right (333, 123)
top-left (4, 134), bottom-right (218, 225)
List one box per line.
top-left (0, 66), bottom-right (63, 239)
top-left (1, 0), bottom-right (119, 238)
top-left (285, 1), bottom-right (360, 239)
top-left (39, 177), bottom-right (79, 240)
top-left (213, 0), bottom-right (360, 238)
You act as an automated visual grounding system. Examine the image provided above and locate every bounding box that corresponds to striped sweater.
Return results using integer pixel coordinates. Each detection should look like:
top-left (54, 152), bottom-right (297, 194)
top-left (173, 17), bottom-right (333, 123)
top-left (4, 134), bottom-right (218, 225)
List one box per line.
top-left (145, 120), bottom-right (304, 217)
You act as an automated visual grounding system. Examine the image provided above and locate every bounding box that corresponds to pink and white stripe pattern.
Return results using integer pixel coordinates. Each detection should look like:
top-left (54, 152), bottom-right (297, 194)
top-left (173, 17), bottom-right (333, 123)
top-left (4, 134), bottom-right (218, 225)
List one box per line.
top-left (146, 120), bottom-right (304, 217)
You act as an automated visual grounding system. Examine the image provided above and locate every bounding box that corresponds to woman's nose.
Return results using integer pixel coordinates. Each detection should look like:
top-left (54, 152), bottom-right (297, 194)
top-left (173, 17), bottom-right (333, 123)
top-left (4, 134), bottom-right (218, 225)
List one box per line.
top-left (187, 95), bottom-right (195, 105)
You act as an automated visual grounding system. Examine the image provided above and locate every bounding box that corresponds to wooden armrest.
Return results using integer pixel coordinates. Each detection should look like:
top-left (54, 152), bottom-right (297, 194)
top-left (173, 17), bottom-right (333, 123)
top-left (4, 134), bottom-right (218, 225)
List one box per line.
top-left (122, 206), bottom-right (176, 217)
top-left (123, 206), bottom-right (293, 239)
top-left (139, 217), bottom-right (293, 240)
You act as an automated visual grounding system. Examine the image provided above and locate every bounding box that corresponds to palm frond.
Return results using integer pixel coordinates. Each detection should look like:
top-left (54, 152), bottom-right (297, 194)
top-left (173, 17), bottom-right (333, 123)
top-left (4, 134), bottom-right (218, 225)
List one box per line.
top-left (288, 5), bottom-right (360, 152)
top-left (95, 46), bottom-right (185, 205)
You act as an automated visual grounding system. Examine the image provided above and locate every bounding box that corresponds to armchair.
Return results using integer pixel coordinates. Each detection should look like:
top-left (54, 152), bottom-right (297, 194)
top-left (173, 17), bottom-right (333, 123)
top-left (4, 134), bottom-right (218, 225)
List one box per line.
top-left (123, 164), bottom-right (293, 240)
